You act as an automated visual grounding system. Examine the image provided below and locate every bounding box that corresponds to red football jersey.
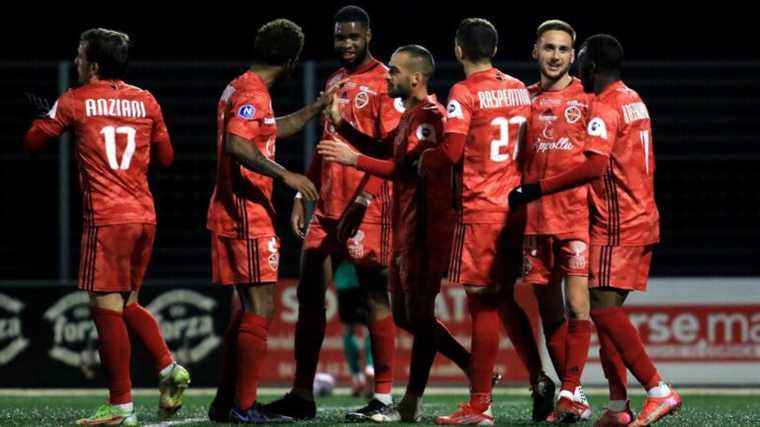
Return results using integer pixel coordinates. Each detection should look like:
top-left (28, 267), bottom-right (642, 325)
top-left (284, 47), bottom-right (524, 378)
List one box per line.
top-left (315, 58), bottom-right (403, 223)
top-left (30, 80), bottom-right (170, 226)
top-left (444, 68), bottom-right (531, 223)
top-left (585, 80), bottom-right (660, 246)
top-left (207, 71), bottom-right (278, 239)
top-left (388, 95), bottom-right (452, 255)
top-left (524, 78), bottom-right (593, 235)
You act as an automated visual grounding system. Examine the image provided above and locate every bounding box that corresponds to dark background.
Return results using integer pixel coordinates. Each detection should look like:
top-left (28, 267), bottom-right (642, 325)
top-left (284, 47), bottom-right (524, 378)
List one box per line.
top-left (2, 3), bottom-right (758, 281)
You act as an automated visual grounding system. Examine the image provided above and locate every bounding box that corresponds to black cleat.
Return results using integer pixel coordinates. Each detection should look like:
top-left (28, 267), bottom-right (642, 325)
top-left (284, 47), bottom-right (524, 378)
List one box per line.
top-left (345, 398), bottom-right (400, 423)
top-left (259, 392), bottom-right (317, 420)
top-left (208, 397), bottom-right (232, 423)
top-left (531, 371), bottom-right (556, 422)
top-left (229, 403), bottom-right (294, 424)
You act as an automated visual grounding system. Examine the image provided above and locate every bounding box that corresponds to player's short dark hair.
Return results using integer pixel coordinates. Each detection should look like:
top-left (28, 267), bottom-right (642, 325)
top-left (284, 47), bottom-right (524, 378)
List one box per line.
top-left (253, 19), bottom-right (305, 66)
top-left (581, 34), bottom-right (624, 74)
top-left (395, 44), bottom-right (435, 79)
top-left (455, 18), bottom-right (498, 63)
top-left (335, 5), bottom-right (370, 28)
top-left (79, 28), bottom-right (130, 80)
top-left (536, 19), bottom-right (576, 43)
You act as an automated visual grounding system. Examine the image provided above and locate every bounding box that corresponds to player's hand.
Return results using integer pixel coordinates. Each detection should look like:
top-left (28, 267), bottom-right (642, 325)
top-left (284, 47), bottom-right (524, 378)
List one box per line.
top-left (317, 139), bottom-right (358, 166)
top-left (24, 92), bottom-right (52, 121)
top-left (325, 92), bottom-right (343, 126)
top-left (291, 196), bottom-right (307, 239)
top-left (283, 172), bottom-right (319, 201)
top-left (315, 79), bottom-right (346, 110)
top-left (508, 182), bottom-right (542, 208)
top-left (337, 193), bottom-right (370, 243)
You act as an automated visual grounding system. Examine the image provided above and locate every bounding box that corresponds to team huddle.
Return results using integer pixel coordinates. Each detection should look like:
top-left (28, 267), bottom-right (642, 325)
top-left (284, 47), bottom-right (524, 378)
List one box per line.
top-left (23, 5), bottom-right (681, 427)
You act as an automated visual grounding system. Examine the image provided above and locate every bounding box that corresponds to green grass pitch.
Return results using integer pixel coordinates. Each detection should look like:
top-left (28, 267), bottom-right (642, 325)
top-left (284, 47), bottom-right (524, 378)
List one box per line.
top-left (0, 391), bottom-right (758, 426)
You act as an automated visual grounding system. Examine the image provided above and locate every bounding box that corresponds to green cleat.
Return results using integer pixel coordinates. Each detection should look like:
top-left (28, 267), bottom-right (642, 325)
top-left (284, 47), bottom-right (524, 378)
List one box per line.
top-left (75, 404), bottom-right (137, 426)
top-left (158, 362), bottom-right (190, 419)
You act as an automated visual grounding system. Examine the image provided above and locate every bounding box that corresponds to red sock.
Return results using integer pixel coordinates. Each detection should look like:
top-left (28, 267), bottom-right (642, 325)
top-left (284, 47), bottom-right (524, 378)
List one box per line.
top-left (598, 327), bottom-right (628, 400)
top-left (433, 319), bottom-right (471, 375)
top-left (543, 320), bottom-right (568, 380)
top-left (92, 307), bottom-right (132, 405)
top-left (499, 300), bottom-right (543, 385)
top-left (562, 319), bottom-right (591, 392)
top-left (216, 308), bottom-right (243, 405)
top-left (591, 307), bottom-right (661, 390)
top-left (467, 295), bottom-right (500, 413)
top-left (123, 303), bottom-right (174, 372)
top-left (235, 313), bottom-right (268, 410)
top-left (368, 315), bottom-right (396, 394)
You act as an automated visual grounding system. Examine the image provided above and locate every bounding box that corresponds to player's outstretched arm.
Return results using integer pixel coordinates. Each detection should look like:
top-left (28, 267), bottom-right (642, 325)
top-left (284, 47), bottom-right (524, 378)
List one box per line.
top-left (418, 132), bottom-right (466, 174)
top-left (225, 133), bottom-right (318, 200)
top-left (276, 82), bottom-right (343, 138)
top-left (316, 139), bottom-right (395, 179)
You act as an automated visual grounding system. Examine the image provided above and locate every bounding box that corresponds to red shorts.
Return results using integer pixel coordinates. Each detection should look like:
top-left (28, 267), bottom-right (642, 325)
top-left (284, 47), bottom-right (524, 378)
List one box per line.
top-left (388, 250), bottom-right (446, 294)
top-left (211, 233), bottom-right (280, 285)
top-left (523, 234), bottom-right (589, 285)
top-left (446, 213), bottom-right (524, 287)
top-left (589, 245), bottom-right (653, 292)
top-left (78, 224), bottom-right (155, 293)
top-left (303, 214), bottom-right (391, 268)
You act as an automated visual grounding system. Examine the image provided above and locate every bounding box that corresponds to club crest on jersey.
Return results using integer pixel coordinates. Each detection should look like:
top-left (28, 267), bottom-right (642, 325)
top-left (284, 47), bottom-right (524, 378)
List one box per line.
top-left (147, 290), bottom-right (220, 364)
top-left (564, 105), bottom-right (582, 124)
top-left (447, 100), bottom-right (464, 119)
top-left (355, 91), bottom-right (370, 109)
top-left (587, 117), bottom-right (608, 139)
top-left (238, 104), bottom-right (255, 120)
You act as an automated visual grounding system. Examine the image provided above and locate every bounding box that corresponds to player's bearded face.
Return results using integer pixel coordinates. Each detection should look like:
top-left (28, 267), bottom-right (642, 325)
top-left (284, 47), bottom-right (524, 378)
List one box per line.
top-left (334, 22), bottom-right (369, 68)
top-left (535, 31), bottom-right (574, 81)
top-left (386, 54), bottom-right (411, 98)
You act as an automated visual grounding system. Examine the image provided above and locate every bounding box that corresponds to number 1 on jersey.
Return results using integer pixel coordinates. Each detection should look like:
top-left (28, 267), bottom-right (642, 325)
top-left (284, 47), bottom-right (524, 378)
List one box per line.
top-left (490, 116), bottom-right (526, 162)
top-left (100, 126), bottom-right (136, 170)
top-left (640, 130), bottom-right (651, 176)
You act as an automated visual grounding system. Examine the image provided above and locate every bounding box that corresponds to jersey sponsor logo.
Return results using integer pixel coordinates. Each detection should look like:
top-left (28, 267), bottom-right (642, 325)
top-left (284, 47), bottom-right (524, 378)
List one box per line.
top-left (354, 91), bottom-right (370, 109)
top-left (564, 105), bottom-right (582, 124)
top-left (416, 123), bottom-right (436, 142)
top-left (393, 97), bottom-right (406, 113)
top-left (0, 293), bottom-right (28, 366)
top-left (267, 237), bottom-right (280, 271)
top-left (147, 290), bottom-right (221, 364)
top-left (85, 98), bottom-right (147, 118)
top-left (347, 230), bottom-right (365, 259)
top-left (238, 104), bottom-right (256, 120)
top-left (447, 100), bottom-right (464, 119)
top-left (587, 117), bottom-right (608, 139)
top-left (44, 292), bottom-right (100, 378)
top-left (534, 137), bottom-right (574, 153)
top-left (477, 89), bottom-right (531, 109)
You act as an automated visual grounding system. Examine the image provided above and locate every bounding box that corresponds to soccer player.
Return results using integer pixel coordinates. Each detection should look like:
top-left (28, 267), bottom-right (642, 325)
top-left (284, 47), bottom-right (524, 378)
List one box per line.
top-left (512, 19), bottom-right (594, 422)
top-left (263, 5), bottom-right (403, 422)
top-left (512, 34), bottom-right (682, 426)
top-left (417, 19), bottom-right (551, 425)
top-left (23, 28), bottom-right (188, 426)
top-left (205, 19), bottom-right (325, 424)
top-left (317, 44), bottom-right (475, 422)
